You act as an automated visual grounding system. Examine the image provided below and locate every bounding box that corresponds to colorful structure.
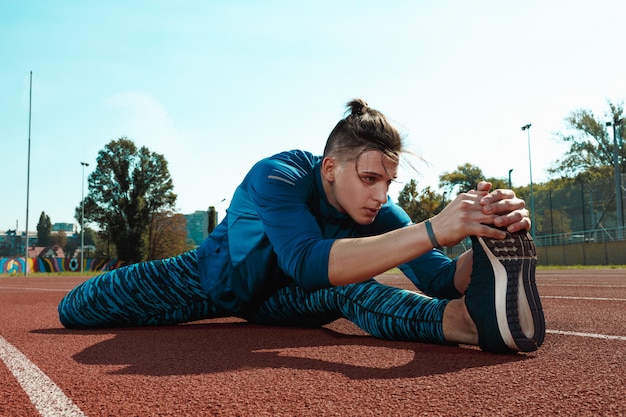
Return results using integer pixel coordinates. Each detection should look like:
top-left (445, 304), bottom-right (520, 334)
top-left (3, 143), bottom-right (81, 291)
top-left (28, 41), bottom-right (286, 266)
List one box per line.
top-left (0, 257), bottom-right (124, 274)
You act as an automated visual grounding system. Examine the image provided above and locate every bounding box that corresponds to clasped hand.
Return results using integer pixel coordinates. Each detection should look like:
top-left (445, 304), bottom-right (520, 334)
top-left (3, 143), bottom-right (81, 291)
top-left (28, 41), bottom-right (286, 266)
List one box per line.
top-left (430, 181), bottom-right (531, 247)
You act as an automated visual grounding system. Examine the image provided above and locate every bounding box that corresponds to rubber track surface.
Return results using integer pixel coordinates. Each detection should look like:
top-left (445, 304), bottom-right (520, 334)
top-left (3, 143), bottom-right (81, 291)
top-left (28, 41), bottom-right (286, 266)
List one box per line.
top-left (1, 271), bottom-right (624, 416)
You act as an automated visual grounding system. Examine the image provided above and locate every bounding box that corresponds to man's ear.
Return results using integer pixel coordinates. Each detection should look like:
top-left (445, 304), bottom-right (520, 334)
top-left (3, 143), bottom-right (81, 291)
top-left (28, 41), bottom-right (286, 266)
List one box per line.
top-left (321, 157), bottom-right (336, 182)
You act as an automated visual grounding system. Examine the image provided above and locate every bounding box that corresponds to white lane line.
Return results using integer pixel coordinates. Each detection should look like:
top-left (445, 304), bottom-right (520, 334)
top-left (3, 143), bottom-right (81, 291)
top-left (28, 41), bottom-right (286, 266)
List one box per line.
top-left (0, 287), bottom-right (70, 292)
top-left (546, 330), bottom-right (626, 341)
top-left (0, 335), bottom-right (86, 417)
top-left (539, 284), bottom-right (626, 288)
top-left (543, 295), bottom-right (626, 301)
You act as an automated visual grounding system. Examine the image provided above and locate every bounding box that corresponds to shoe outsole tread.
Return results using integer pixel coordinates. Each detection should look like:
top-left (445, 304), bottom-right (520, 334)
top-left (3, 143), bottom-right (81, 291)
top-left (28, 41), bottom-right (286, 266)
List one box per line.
top-left (478, 230), bottom-right (545, 352)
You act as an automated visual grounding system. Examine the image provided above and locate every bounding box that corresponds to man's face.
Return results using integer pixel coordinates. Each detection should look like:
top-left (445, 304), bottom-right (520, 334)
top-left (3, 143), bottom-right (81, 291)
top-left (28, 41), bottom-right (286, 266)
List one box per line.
top-left (323, 149), bottom-right (398, 225)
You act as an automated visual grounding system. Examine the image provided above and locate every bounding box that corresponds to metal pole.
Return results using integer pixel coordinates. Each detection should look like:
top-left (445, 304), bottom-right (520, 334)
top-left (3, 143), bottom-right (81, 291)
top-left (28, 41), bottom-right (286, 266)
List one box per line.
top-left (80, 162), bottom-right (89, 272)
top-left (619, 124), bottom-right (624, 225)
top-left (508, 169), bottom-right (513, 189)
top-left (521, 124), bottom-right (535, 237)
top-left (607, 120), bottom-right (623, 240)
top-left (24, 71), bottom-right (32, 275)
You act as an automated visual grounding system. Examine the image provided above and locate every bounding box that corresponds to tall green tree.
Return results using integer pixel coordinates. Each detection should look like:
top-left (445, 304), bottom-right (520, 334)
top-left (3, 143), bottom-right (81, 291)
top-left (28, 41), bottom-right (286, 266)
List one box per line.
top-left (550, 101), bottom-right (624, 179)
top-left (77, 137), bottom-right (177, 263)
top-left (36, 211), bottom-right (52, 247)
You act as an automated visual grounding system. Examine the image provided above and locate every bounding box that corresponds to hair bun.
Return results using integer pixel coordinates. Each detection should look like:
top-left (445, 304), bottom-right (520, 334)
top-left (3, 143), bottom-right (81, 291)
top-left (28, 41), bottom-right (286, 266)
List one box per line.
top-left (349, 98), bottom-right (370, 116)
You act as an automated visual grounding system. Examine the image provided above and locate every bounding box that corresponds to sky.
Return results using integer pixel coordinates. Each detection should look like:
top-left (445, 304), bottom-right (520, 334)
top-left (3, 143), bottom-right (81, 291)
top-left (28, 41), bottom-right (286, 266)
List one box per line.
top-left (2, 0), bottom-right (625, 232)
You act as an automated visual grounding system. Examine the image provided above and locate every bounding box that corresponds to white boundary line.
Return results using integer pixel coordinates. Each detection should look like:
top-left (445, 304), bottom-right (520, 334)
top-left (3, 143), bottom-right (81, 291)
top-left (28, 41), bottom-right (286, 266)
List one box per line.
top-left (543, 295), bottom-right (626, 301)
top-left (0, 287), bottom-right (70, 292)
top-left (0, 335), bottom-right (86, 417)
top-left (539, 283), bottom-right (626, 288)
top-left (546, 329), bottom-right (626, 341)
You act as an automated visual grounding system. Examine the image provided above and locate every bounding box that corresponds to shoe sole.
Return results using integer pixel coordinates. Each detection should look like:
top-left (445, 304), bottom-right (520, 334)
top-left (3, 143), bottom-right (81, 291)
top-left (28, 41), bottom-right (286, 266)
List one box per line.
top-left (476, 230), bottom-right (545, 352)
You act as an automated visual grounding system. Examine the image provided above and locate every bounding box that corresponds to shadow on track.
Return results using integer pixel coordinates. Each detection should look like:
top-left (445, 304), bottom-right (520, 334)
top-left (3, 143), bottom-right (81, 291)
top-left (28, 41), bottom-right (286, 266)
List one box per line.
top-left (33, 320), bottom-right (529, 380)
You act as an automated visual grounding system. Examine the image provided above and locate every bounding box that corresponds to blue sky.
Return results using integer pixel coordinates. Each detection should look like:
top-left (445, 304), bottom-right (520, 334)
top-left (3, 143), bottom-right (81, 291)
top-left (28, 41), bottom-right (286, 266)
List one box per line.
top-left (2, 0), bottom-right (625, 231)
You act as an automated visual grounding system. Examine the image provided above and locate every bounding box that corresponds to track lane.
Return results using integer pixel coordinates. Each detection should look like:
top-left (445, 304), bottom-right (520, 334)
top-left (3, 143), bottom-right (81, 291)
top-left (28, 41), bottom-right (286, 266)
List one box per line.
top-left (1, 270), bottom-right (624, 416)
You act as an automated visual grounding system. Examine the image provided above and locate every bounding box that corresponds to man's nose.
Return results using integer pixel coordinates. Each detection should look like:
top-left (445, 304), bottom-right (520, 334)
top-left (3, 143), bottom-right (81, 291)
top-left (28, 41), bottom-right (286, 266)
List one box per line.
top-left (373, 183), bottom-right (388, 204)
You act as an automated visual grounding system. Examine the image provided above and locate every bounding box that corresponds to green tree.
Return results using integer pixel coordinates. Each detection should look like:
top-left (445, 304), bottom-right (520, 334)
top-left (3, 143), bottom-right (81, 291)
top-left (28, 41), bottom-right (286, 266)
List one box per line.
top-left (77, 137), bottom-right (177, 263)
top-left (36, 211), bottom-right (52, 247)
top-left (397, 179), bottom-right (446, 224)
top-left (439, 163), bottom-right (485, 195)
top-left (550, 101), bottom-right (624, 179)
top-left (439, 163), bottom-right (508, 196)
top-left (91, 228), bottom-right (115, 260)
top-left (64, 232), bottom-right (78, 259)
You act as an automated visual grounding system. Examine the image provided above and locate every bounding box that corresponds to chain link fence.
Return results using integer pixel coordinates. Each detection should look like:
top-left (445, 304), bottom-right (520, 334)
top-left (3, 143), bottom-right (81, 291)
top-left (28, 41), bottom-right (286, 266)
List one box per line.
top-left (443, 176), bottom-right (626, 265)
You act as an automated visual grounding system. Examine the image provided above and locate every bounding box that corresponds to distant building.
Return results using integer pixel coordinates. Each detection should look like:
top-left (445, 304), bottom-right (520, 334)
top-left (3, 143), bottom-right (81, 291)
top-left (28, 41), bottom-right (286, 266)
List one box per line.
top-left (184, 207), bottom-right (223, 247)
top-left (52, 223), bottom-right (76, 233)
top-left (184, 210), bottom-right (210, 247)
top-left (1, 224), bottom-right (77, 257)
top-left (0, 230), bottom-right (37, 257)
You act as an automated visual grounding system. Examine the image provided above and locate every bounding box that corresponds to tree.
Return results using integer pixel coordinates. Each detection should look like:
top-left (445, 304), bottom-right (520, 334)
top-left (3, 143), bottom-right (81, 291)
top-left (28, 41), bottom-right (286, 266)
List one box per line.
top-left (397, 163), bottom-right (513, 225)
top-left (77, 137), bottom-right (177, 263)
top-left (550, 101), bottom-right (624, 179)
top-left (397, 179), bottom-right (446, 224)
top-left (36, 211), bottom-right (52, 247)
top-left (50, 231), bottom-right (67, 248)
top-left (439, 163), bottom-right (508, 196)
top-left (64, 232), bottom-right (78, 259)
top-left (439, 163), bottom-right (486, 195)
top-left (147, 211), bottom-right (192, 260)
top-left (87, 227), bottom-right (115, 260)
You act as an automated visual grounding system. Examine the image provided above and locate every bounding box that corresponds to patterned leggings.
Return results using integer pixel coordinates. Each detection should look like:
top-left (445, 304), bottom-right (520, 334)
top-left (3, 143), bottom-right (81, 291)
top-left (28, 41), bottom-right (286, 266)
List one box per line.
top-left (58, 250), bottom-right (449, 344)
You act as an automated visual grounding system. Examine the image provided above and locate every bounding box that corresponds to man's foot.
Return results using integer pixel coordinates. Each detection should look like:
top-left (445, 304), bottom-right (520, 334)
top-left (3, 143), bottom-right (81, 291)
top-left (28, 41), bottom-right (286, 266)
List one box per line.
top-left (465, 229), bottom-right (545, 353)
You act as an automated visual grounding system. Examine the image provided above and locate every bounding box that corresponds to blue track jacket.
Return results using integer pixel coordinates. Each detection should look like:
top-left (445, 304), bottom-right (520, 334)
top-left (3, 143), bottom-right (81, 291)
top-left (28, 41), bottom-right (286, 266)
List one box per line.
top-left (197, 150), bottom-right (459, 313)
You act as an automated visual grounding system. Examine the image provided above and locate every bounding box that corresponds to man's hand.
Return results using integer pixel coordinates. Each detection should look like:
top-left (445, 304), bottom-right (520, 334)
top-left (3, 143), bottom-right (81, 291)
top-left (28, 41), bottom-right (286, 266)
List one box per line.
top-left (429, 181), bottom-right (531, 246)
top-left (476, 181), bottom-right (530, 233)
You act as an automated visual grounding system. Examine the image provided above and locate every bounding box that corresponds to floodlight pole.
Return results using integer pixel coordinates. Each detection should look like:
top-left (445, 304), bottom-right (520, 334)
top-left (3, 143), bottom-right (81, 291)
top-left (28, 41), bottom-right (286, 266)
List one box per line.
top-left (521, 124), bottom-right (535, 238)
top-left (606, 120), bottom-right (623, 240)
top-left (80, 162), bottom-right (90, 272)
top-left (24, 71), bottom-right (32, 275)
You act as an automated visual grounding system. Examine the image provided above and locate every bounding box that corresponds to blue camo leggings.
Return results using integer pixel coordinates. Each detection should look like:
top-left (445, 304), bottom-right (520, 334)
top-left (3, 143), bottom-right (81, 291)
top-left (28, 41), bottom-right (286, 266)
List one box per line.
top-left (58, 250), bottom-right (449, 344)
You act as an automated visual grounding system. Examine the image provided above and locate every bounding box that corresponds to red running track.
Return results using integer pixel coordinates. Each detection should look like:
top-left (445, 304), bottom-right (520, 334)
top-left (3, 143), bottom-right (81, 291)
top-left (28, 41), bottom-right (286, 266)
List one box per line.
top-left (1, 270), bottom-right (624, 417)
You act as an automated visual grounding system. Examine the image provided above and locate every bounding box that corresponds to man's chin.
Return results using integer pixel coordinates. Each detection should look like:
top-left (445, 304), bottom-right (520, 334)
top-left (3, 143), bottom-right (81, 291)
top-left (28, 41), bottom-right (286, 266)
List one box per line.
top-left (354, 215), bottom-right (377, 225)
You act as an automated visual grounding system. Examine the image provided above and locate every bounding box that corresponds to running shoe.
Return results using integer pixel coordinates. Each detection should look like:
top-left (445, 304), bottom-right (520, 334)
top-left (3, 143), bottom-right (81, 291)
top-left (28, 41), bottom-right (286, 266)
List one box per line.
top-left (465, 228), bottom-right (545, 353)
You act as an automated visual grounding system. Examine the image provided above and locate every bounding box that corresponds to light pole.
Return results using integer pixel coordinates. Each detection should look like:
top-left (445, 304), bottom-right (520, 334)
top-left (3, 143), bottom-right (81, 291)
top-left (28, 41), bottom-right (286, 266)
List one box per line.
top-left (521, 124), bottom-right (536, 237)
top-left (80, 162), bottom-right (89, 272)
top-left (24, 71), bottom-right (33, 275)
top-left (508, 169), bottom-right (513, 189)
top-left (606, 119), bottom-right (623, 239)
